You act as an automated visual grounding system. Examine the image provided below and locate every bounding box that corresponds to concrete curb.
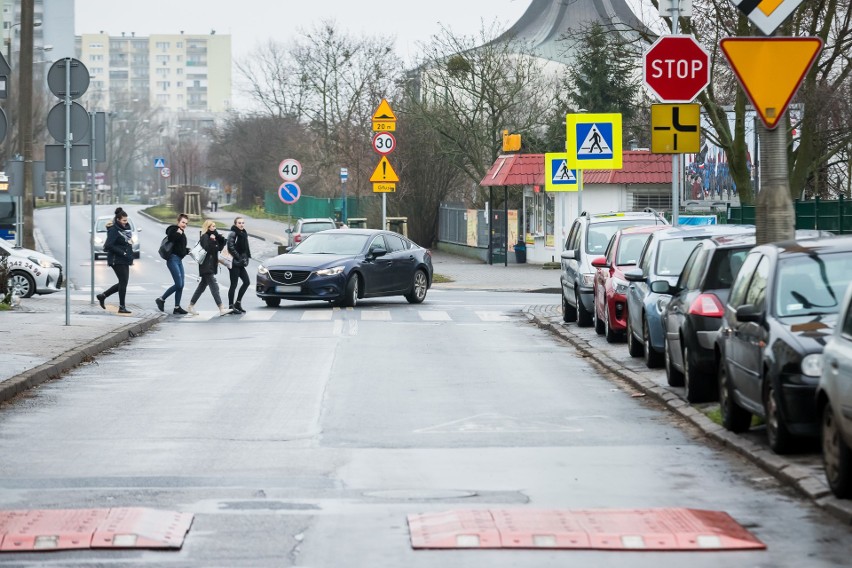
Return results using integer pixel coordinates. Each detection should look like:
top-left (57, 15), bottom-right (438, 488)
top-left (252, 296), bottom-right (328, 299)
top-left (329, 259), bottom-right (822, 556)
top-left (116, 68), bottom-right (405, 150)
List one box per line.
top-left (523, 305), bottom-right (852, 525)
top-left (0, 313), bottom-right (165, 405)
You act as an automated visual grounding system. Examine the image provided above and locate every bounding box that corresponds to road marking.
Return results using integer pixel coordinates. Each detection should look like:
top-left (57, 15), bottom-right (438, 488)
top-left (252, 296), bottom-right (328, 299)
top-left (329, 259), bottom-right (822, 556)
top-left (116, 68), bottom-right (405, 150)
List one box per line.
top-left (360, 310), bottom-right (391, 321)
top-left (301, 311), bottom-right (333, 321)
top-left (238, 310), bottom-right (276, 321)
top-left (475, 311), bottom-right (511, 322)
top-left (414, 413), bottom-right (583, 434)
top-left (418, 310), bottom-right (451, 322)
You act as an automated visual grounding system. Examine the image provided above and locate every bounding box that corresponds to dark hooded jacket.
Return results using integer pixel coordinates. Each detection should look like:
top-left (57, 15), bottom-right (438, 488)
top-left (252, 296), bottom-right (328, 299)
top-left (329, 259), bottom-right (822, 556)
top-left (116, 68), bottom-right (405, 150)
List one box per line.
top-left (197, 229), bottom-right (225, 275)
top-left (104, 219), bottom-right (134, 267)
top-left (165, 224), bottom-right (190, 258)
top-left (226, 225), bottom-right (252, 268)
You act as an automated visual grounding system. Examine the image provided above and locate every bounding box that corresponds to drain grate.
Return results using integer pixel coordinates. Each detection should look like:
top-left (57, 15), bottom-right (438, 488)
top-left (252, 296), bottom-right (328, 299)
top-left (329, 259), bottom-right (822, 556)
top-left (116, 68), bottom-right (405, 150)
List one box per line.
top-left (407, 508), bottom-right (766, 551)
top-left (0, 507), bottom-right (193, 552)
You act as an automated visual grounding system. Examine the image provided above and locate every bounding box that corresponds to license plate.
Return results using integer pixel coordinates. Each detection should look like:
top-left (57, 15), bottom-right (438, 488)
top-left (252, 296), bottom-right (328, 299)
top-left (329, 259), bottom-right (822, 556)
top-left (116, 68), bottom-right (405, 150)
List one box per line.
top-left (276, 285), bottom-right (301, 293)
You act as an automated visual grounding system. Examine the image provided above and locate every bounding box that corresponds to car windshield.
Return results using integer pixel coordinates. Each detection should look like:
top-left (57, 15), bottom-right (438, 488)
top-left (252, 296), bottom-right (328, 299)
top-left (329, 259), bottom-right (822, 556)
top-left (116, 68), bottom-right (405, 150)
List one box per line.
top-left (586, 219), bottom-right (658, 255)
top-left (290, 233), bottom-right (368, 255)
top-left (616, 233), bottom-right (651, 265)
top-left (775, 251), bottom-right (852, 317)
top-left (654, 238), bottom-right (704, 276)
top-left (301, 222), bottom-right (335, 234)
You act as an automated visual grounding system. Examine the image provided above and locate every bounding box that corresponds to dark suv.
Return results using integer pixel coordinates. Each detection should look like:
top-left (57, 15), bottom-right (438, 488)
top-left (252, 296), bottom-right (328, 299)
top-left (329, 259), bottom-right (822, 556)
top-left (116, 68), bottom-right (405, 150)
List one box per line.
top-left (560, 210), bottom-right (667, 326)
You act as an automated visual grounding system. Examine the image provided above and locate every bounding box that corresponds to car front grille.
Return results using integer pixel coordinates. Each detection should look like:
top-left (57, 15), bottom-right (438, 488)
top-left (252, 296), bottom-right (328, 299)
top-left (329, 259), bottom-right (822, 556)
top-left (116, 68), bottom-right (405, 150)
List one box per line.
top-left (269, 270), bottom-right (311, 285)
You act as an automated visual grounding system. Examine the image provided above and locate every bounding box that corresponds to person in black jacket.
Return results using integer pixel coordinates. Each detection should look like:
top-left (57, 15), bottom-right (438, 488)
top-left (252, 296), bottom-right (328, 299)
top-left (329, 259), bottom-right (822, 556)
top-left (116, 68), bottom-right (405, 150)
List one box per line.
top-left (97, 207), bottom-right (134, 314)
top-left (226, 217), bottom-right (252, 314)
top-left (187, 220), bottom-right (233, 316)
top-left (155, 213), bottom-right (191, 315)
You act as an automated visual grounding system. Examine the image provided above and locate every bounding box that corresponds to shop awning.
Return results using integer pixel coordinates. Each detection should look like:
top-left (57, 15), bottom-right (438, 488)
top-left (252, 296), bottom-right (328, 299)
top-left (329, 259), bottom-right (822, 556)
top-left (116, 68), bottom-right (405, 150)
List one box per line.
top-left (480, 154), bottom-right (545, 186)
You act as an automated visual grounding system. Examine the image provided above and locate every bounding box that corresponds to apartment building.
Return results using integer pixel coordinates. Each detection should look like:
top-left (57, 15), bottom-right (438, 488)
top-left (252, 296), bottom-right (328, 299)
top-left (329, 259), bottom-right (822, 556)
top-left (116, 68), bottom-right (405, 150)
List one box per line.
top-left (76, 31), bottom-right (231, 114)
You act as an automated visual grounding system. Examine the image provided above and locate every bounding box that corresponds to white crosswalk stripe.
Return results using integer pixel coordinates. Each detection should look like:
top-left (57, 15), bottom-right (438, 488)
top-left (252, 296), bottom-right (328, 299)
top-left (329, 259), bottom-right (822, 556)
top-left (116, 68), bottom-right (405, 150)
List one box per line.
top-left (360, 310), bottom-right (392, 321)
top-left (418, 310), bottom-right (452, 322)
top-left (301, 311), bottom-right (333, 321)
top-left (237, 310), bottom-right (277, 321)
top-left (475, 311), bottom-right (512, 322)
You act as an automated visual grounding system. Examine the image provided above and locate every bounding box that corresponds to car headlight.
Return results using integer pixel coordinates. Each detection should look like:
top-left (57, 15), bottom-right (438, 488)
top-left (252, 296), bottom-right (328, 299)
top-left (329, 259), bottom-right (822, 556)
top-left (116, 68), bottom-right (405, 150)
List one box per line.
top-left (800, 353), bottom-right (823, 377)
top-left (94, 236), bottom-right (105, 245)
top-left (130, 235), bottom-right (139, 244)
top-left (258, 265), bottom-right (269, 275)
top-left (29, 256), bottom-right (52, 268)
top-left (316, 265), bottom-right (344, 276)
top-left (581, 273), bottom-right (595, 287)
top-left (613, 277), bottom-right (628, 295)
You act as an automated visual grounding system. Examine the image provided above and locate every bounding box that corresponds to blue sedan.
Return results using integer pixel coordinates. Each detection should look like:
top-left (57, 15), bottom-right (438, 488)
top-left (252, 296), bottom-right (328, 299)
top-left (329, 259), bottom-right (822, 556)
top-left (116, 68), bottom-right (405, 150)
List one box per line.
top-left (255, 229), bottom-right (433, 308)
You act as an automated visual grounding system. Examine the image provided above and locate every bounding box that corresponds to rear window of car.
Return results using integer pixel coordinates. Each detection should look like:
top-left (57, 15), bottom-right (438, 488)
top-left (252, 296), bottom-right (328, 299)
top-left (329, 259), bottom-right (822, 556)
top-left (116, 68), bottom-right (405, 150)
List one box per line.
top-left (654, 237), bottom-right (705, 276)
top-left (615, 233), bottom-right (651, 265)
top-left (301, 221), bottom-right (335, 234)
top-left (705, 248), bottom-right (750, 290)
top-left (775, 251), bottom-right (852, 317)
top-left (586, 219), bottom-right (659, 255)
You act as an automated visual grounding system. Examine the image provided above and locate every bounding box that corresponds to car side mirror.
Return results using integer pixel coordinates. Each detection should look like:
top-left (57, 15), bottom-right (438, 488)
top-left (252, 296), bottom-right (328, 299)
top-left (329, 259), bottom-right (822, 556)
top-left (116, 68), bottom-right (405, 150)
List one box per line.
top-left (369, 246), bottom-right (388, 258)
top-left (590, 256), bottom-right (608, 269)
top-left (561, 250), bottom-right (576, 260)
top-left (286, 228), bottom-right (293, 234)
top-left (650, 280), bottom-right (673, 294)
top-left (736, 304), bottom-right (763, 323)
top-left (624, 268), bottom-right (645, 282)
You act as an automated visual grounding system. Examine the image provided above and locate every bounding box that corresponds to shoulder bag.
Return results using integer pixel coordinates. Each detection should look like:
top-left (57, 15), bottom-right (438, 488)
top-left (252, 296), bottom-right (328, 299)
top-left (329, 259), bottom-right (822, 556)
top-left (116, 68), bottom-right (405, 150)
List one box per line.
top-left (158, 236), bottom-right (174, 260)
top-left (190, 240), bottom-right (207, 264)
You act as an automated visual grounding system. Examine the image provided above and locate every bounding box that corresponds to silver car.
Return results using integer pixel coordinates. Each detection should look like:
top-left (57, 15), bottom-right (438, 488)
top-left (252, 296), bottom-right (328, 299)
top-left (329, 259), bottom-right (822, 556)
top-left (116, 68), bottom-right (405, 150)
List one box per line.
top-left (92, 215), bottom-right (141, 259)
top-left (816, 282), bottom-right (852, 499)
top-left (0, 238), bottom-right (63, 298)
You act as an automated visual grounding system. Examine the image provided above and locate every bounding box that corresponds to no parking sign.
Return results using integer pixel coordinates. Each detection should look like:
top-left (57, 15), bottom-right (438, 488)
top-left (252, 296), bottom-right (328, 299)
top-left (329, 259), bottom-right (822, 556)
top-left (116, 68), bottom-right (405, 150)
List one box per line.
top-left (278, 182), bottom-right (301, 204)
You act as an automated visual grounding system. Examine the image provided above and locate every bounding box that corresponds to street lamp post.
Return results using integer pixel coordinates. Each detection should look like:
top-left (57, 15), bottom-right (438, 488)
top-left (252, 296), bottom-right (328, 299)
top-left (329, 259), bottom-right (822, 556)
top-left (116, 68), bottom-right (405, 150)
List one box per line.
top-left (16, 0), bottom-right (35, 249)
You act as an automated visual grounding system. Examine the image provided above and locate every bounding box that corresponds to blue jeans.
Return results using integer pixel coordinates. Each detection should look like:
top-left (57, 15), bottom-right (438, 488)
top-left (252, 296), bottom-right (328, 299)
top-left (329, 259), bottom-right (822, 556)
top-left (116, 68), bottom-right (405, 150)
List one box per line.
top-left (161, 254), bottom-right (185, 306)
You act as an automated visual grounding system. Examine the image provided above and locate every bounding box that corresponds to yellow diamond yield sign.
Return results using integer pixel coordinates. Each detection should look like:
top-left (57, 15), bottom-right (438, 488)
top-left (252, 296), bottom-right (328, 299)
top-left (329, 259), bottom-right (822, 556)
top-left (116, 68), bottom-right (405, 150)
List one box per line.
top-left (369, 156), bottom-right (399, 183)
top-left (720, 37), bottom-right (822, 130)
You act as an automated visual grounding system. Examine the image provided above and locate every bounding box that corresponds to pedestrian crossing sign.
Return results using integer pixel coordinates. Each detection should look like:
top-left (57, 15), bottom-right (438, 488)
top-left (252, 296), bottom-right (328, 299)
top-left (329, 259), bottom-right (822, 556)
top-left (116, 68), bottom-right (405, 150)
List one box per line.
top-left (544, 153), bottom-right (578, 192)
top-left (565, 113), bottom-right (622, 170)
top-left (153, 157), bottom-right (166, 169)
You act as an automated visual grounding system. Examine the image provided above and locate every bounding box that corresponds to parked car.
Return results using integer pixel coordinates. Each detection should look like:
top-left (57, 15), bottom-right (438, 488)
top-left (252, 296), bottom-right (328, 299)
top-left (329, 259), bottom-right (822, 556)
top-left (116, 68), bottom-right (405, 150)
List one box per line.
top-left (659, 234), bottom-right (754, 402)
top-left (0, 238), bottom-right (63, 298)
top-left (816, 281), bottom-right (852, 498)
top-left (287, 217), bottom-right (337, 246)
top-left (256, 229), bottom-right (433, 308)
top-left (92, 215), bottom-right (141, 259)
top-left (716, 235), bottom-right (852, 454)
top-left (560, 210), bottom-right (668, 327)
top-left (591, 225), bottom-right (667, 342)
top-left (624, 225), bottom-right (754, 369)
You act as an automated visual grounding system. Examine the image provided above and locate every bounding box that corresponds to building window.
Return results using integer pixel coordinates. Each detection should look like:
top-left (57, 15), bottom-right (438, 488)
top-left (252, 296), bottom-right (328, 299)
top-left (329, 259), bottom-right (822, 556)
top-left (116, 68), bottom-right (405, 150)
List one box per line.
top-left (157, 94), bottom-right (169, 103)
top-left (157, 81), bottom-right (171, 91)
top-left (156, 55), bottom-right (170, 65)
top-left (155, 41), bottom-right (170, 51)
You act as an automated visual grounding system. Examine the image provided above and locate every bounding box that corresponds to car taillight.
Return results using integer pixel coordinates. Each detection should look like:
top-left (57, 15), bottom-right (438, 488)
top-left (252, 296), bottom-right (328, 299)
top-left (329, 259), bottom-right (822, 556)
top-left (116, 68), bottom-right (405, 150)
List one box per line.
top-left (688, 293), bottom-right (724, 317)
top-left (294, 234), bottom-right (302, 243)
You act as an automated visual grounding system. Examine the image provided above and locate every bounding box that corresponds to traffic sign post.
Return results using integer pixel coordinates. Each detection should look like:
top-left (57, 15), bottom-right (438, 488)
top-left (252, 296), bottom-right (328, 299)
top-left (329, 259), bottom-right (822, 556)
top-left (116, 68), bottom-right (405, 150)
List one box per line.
top-left (372, 99), bottom-right (396, 132)
top-left (544, 153), bottom-right (578, 192)
top-left (278, 158), bottom-right (302, 181)
top-left (643, 35), bottom-right (710, 103)
top-left (278, 182), bottom-right (301, 205)
top-left (372, 132), bottom-right (396, 155)
top-left (651, 104), bottom-right (700, 154)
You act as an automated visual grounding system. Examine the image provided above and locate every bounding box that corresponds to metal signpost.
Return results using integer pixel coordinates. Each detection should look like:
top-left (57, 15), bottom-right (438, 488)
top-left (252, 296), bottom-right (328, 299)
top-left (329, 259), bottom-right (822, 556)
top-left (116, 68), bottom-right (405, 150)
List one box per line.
top-left (340, 167), bottom-right (348, 223)
top-left (371, 99), bottom-right (397, 230)
top-left (46, 58), bottom-right (90, 325)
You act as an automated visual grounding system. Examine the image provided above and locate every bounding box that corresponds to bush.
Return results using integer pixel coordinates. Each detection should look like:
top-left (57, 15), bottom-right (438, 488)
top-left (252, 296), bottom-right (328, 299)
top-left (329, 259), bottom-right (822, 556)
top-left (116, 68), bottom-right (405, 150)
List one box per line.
top-left (0, 254), bottom-right (10, 305)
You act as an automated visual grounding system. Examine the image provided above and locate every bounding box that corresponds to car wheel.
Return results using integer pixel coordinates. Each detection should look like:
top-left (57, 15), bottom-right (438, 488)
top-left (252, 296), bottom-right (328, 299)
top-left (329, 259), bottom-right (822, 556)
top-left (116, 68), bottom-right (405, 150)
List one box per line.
top-left (665, 336), bottom-right (684, 386)
top-left (9, 270), bottom-right (36, 298)
top-left (405, 269), bottom-right (428, 304)
top-left (719, 361), bottom-right (751, 432)
top-left (765, 381), bottom-right (793, 454)
top-left (576, 288), bottom-right (593, 327)
top-left (627, 314), bottom-right (643, 357)
top-left (604, 308), bottom-right (620, 343)
top-left (343, 274), bottom-right (359, 308)
top-left (594, 304), bottom-right (605, 335)
top-left (643, 317), bottom-right (664, 368)
top-left (683, 345), bottom-right (713, 403)
top-left (264, 298), bottom-right (281, 308)
top-left (822, 401), bottom-right (852, 498)
top-left (562, 292), bottom-right (576, 323)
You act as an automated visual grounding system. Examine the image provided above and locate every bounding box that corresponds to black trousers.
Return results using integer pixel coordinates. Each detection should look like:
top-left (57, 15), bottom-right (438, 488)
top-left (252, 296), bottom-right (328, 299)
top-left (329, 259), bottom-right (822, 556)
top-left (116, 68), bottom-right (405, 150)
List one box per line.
top-left (103, 264), bottom-right (130, 307)
top-left (189, 273), bottom-right (222, 307)
top-left (228, 265), bottom-right (250, 305)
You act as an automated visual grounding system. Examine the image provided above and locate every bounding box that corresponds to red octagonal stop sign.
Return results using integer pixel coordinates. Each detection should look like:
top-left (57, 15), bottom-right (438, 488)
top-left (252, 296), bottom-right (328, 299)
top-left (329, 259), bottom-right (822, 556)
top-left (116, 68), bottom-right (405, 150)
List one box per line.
top-left (644, 35), bottom-right (710, 103)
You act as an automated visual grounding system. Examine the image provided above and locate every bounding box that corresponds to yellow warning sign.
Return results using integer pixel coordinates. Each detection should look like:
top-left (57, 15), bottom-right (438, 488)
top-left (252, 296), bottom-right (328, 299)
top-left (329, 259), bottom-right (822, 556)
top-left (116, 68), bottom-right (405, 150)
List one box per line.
top-left (373, 183), bottom-right (396, 193)
top-left (720, 37), bottom-right (822, 130)
top-left (369, 156), bottom-right (399, 183)
top-left (372, 99), bottom-right (396, 121)
top-left (372, 121), bottom-right (396, 132)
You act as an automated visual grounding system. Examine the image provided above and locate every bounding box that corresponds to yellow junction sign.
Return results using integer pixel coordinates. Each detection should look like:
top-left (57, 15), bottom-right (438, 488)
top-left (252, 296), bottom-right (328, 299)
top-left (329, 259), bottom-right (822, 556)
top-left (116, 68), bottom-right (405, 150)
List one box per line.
top-left (651, 104), bottom-right (700, 154)
top-left (720, 37), bottom-right (822, 130)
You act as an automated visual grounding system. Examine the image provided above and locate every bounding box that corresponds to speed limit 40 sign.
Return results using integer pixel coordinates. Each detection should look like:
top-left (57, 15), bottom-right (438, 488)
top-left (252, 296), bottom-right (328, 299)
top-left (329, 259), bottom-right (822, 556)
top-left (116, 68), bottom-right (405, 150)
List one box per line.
top-left (372, 132), bottom-right (396, 155)
top-left (278, 158), bottom-right (302, 181)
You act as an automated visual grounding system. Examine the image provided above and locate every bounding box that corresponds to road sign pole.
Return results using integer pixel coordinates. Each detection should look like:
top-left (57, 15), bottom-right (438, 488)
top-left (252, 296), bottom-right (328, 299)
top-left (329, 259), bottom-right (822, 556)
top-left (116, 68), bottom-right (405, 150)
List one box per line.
top-left (672, 4), bottom-right (680, 226)
top-left (382, 194), bottom-right (387, 231)
top-left (577, 170), bottom-right (583, 217)
top-left (64, 58), bottom-right (72, 325)
top-left (90, 111), bottom-right (96, 305)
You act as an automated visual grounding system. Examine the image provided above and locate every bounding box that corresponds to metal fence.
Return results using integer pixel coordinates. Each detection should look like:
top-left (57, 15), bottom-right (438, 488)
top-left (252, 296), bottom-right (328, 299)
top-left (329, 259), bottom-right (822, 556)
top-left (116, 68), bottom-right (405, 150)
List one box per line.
top-left (438, 203), bottom-right (489, 248)
top-left (264, 192), bottom-right (368, 220)
top-left (726, 197), bottom-right (852, 233)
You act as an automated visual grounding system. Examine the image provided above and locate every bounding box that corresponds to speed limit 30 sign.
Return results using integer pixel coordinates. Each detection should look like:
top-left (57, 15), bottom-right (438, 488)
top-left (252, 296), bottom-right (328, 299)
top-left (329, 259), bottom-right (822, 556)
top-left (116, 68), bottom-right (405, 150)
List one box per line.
top-left (372, 132), bottom-right (396, 155)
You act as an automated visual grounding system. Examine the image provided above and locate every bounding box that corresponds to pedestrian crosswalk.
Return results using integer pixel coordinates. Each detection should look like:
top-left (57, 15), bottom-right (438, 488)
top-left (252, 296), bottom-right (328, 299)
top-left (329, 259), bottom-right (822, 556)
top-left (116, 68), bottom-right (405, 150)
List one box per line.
top-left (156, 307), bottom-right (516, 324)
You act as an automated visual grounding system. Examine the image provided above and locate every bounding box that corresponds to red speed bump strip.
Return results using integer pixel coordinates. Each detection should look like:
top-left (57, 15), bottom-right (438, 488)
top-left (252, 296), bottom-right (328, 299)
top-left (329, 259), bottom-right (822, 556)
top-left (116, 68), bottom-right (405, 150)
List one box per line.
top-left (0, 508), bottom-right (193, 551)
top-left (408, 508), bottom-right (766, 551)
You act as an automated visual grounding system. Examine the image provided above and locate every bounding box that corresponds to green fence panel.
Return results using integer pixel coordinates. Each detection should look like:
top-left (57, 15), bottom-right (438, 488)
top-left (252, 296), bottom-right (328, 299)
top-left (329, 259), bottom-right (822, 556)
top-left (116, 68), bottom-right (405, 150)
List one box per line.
top-left (263, 192), bottom-right (369, 220)
top-left (728, 198), bottom-right (851, 234)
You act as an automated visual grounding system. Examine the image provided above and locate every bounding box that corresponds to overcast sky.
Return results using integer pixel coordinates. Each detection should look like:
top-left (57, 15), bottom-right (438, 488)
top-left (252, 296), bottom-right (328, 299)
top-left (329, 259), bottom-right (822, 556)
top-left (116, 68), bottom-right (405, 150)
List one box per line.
top-left (74, 0), bottom-right (532, 65)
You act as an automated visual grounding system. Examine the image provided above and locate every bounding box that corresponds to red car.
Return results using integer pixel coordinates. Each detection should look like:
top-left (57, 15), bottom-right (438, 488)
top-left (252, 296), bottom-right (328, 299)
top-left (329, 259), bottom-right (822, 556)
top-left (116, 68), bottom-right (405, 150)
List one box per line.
top-left (591, 225), bottom-right (667, 342)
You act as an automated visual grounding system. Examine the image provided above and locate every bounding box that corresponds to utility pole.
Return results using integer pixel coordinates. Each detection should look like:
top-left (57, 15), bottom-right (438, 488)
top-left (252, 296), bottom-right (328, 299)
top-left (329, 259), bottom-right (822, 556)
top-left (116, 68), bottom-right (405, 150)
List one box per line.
top-left (17, 0), bottom-right (34, 249)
